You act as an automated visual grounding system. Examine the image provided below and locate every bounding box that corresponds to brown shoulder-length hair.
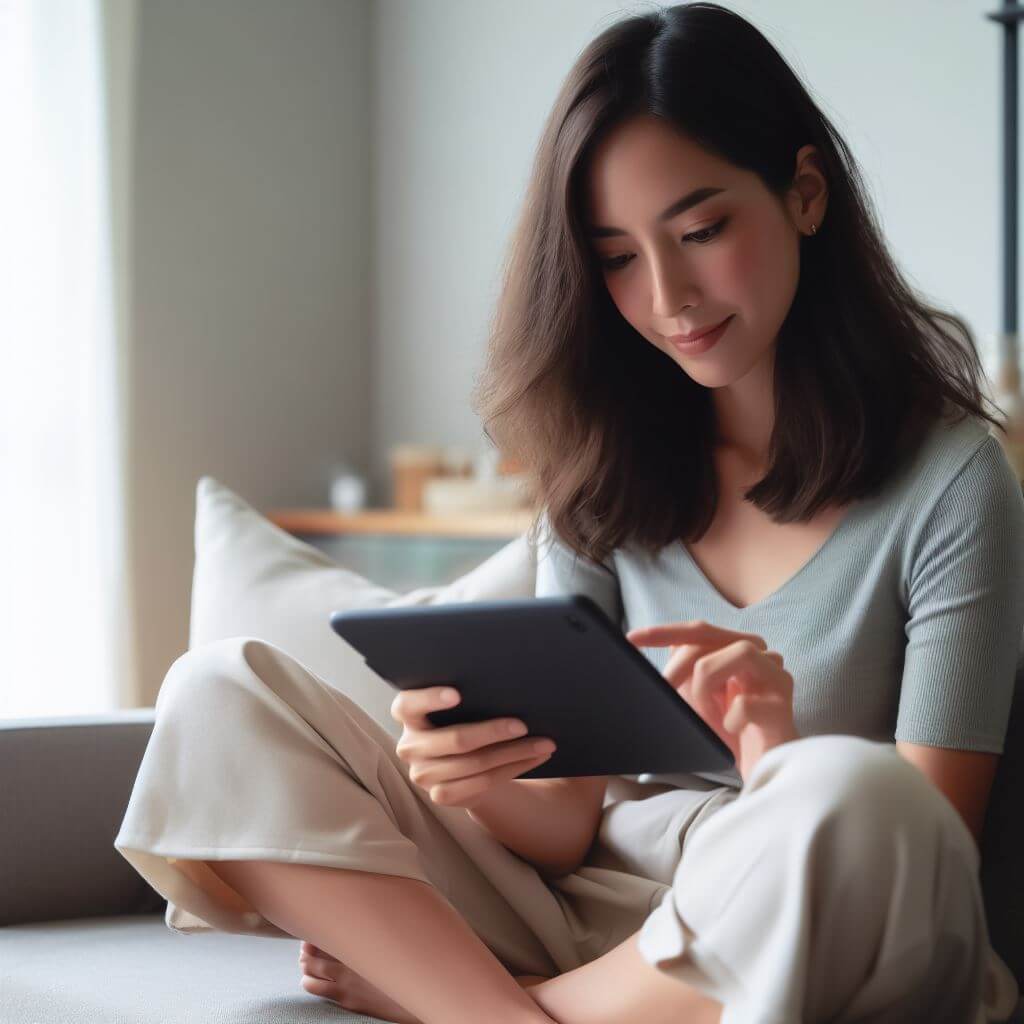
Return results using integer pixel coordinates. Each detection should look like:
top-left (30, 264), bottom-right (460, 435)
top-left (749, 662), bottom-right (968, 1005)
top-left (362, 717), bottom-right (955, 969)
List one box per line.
top-left (470, 1), bottom-right (1004, 567)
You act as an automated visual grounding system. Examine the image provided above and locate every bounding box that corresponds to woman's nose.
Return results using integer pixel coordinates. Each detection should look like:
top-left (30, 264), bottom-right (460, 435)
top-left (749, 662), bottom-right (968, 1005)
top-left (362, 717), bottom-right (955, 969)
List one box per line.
top-left (649, 258), bottom-right (699, 320)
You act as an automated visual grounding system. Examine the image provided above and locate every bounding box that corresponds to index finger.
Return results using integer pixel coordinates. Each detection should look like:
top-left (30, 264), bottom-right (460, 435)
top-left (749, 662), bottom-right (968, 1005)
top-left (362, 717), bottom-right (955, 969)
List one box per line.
top-left (626, 620), bottom-right (768, 651)
top-left (390, 686), bottom-right (461, 729)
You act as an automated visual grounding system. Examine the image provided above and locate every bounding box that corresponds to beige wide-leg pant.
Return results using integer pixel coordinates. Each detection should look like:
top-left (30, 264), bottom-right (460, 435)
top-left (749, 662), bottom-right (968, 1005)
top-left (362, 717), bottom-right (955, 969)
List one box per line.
top-left (114, 636), bottom-right (1021, 1023)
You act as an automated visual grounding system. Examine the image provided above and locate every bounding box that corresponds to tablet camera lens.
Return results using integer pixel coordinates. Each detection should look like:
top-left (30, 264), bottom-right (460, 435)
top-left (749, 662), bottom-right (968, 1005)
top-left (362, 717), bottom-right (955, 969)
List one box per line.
top-left (566, 615), bottom-right (587, 633)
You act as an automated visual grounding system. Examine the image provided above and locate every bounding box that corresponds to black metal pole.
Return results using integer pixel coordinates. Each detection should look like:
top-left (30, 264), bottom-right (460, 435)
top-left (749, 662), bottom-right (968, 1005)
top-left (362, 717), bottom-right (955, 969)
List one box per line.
top-left (987, 2), bottom-right (1024, 379)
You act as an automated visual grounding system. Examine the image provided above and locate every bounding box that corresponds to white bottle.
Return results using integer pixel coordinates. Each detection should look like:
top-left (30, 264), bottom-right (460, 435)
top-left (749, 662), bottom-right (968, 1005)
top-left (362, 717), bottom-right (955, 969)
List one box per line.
top-left (329, 466), bottom-right (368, 512)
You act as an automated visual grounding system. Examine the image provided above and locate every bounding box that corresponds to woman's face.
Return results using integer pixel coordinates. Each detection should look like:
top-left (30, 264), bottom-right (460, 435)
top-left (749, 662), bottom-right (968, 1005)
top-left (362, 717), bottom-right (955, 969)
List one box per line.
top-left (583, 114), bottom-right (821, 389)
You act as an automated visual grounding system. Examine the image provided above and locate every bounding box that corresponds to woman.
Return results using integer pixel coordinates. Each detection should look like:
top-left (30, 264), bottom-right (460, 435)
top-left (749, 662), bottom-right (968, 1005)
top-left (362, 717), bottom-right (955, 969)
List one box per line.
top-left (115, 4), bottom-right (1024, 1022)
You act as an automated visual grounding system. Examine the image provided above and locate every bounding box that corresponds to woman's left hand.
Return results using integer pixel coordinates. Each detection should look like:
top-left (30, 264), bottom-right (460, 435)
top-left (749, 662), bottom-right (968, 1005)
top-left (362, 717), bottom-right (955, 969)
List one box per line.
top-left (626, 619), bottom-right (800, 783)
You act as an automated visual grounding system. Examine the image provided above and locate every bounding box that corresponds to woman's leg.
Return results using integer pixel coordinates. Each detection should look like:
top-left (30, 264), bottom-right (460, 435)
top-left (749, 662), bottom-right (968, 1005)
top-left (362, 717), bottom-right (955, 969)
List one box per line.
top-left (206, 855), bottom-right (724, 1024)
top-left (117, 636), bottom-right (578, 955)
top-left (291, 905), bottom-right (725, 1024)
top-left (115, 636), bottom-right (582, 1019)
top-left (632, 734), bottom-right (1008, 1022)
top-left (518, 927), bottom-right (724, 1024)
top-left (205, 858), bottom-right (556, 1024)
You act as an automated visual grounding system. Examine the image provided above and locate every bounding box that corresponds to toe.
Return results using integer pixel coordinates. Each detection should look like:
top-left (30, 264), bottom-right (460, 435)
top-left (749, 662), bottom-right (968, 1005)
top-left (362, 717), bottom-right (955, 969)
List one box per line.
top-left (301, 975), bottom-right (343, 1006)
top-left (301, 959), bottom-right (333, 982)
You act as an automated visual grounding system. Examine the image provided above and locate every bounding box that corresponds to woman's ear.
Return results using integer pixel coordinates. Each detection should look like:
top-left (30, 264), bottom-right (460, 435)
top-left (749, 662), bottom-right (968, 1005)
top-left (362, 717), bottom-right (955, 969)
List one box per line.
top-left (787, 143), bottom-right (828, 234)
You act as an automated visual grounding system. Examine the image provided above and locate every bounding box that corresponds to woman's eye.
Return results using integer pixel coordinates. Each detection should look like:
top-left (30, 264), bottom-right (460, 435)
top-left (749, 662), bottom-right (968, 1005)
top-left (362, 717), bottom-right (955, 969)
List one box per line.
top-left (599, 216), bottom-right (729, 272)
top-left (684, 217), bottom-right (729, 245)
top-left (600, 253), bottom-right (632, 272)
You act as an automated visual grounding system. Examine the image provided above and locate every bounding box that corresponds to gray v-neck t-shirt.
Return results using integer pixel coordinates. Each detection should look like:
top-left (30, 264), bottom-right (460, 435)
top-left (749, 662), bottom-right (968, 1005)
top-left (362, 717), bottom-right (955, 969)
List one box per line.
top-left (534, 413), bottom-right (1024, 790)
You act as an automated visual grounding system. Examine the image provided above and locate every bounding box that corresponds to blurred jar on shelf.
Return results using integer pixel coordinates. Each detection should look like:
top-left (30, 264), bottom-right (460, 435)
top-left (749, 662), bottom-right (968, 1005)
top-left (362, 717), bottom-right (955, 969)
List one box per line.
top-left (422, 448), bottom-right (534, 515)
top-left (389, 444), bottom-right (446, 511)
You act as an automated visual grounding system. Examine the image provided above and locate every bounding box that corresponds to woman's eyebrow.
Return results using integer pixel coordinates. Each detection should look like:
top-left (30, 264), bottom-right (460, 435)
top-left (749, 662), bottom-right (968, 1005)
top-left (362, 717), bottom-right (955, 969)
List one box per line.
top-left (587, 186), bottom-right (727, 238)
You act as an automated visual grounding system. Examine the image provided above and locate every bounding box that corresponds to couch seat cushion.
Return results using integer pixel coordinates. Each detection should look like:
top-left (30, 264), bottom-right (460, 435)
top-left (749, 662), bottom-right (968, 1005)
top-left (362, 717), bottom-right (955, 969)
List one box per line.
top-left (0, 914), bottom-right (396, 1023)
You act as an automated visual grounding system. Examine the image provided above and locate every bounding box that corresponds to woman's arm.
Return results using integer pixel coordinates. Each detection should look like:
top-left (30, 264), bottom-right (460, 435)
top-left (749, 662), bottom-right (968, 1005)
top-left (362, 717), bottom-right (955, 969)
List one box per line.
top-left (467, 775), bottom-right (608, 878)
top-left (895, 741), bottom-right (999, 850)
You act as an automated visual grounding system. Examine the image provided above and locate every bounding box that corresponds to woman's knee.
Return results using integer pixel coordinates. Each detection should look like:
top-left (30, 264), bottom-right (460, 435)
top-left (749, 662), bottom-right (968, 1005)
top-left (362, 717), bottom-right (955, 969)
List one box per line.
top-left (752, 734), bottom-right (922, 800)
top-left (670, 735), bottom-right (976, 932)
top-left (155, 635), bottom-right (388, 753)
top-left (660, 738), bottom-right (991, 1021)
top-left (155, 636), bottom-right (289, 718)
top-left (750, 734), bottom-right (963, 855)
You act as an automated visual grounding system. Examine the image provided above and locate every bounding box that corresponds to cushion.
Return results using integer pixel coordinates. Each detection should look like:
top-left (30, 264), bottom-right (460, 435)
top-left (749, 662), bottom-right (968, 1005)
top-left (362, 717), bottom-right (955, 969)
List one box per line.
top-left (187, 476), bottom-right (537, 740)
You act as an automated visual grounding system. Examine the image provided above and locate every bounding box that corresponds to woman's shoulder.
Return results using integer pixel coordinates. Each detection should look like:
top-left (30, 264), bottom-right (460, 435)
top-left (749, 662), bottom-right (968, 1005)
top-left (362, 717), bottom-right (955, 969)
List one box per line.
top-left (922, 408), bottom-right (992, 461)
top-left (887, 410), bottom-right (998, 510)
top-left (881, 410), bottom-right (1024, 579)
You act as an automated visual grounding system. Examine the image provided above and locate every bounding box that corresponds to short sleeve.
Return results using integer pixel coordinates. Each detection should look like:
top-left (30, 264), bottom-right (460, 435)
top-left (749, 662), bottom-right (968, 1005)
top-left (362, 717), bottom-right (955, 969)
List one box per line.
top-left (533, 509), bottom-right (624, 630)
top-left (896, 436), bottom-right (1024, 753)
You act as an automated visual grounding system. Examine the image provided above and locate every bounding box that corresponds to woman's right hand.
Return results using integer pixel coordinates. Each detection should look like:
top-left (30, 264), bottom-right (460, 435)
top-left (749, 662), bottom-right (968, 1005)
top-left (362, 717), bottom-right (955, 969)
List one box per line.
top-left (391, 686), bottom-right (557, 810)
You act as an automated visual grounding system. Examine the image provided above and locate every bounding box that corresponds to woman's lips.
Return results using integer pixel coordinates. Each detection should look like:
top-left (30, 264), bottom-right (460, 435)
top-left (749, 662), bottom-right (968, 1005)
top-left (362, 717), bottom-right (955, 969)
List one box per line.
top-left (667, 315), bottom-right (733, 355)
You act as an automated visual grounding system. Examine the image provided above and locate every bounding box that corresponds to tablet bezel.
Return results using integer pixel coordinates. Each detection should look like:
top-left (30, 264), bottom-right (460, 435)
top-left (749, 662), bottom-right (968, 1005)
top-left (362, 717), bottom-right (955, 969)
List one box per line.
top-left (329, 594), bottom-right (736, 778)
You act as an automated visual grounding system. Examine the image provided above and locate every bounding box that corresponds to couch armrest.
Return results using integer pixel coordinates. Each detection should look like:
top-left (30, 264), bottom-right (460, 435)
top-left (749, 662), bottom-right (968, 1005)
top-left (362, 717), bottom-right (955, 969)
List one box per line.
top-left (0, 709), bottom-right (167, 926)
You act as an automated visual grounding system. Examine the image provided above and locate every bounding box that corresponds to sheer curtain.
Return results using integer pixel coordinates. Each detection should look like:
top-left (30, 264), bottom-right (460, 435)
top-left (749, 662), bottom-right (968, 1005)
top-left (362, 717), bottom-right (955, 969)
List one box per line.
top-left (0, 0), bottom-right (133, 719)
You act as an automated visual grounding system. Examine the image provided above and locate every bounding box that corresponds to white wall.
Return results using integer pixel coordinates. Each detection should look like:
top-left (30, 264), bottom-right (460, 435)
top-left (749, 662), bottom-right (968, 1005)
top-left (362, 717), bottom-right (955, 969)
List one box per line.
top-left (114, 0), bottom-right (1008, 704)
top-left (125, 0), bottom-right (371, 702)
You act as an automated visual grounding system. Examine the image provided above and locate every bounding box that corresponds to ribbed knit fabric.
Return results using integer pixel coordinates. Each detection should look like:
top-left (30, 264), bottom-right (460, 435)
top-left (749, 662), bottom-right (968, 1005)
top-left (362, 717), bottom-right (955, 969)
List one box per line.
top-left (535, 413), bottom-right (1024, 790)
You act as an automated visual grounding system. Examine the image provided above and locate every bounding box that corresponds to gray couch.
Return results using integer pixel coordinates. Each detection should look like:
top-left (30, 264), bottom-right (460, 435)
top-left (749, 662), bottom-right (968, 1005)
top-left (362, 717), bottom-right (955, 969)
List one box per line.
top-left (3, 675), bottom-right (1024, 1023)
top-left (0, 708), bottom-right (390, 1024)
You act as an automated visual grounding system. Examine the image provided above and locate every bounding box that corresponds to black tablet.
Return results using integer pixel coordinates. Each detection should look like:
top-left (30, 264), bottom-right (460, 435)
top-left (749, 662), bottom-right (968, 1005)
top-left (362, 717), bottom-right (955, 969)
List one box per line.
top-left (329, 594), bottom-right (735, 780)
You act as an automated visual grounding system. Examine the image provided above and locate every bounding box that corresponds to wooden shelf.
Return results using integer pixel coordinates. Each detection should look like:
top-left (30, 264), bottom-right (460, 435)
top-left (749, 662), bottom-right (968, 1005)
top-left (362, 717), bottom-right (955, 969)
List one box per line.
top-left (268, 506), bottom-right (538, 539)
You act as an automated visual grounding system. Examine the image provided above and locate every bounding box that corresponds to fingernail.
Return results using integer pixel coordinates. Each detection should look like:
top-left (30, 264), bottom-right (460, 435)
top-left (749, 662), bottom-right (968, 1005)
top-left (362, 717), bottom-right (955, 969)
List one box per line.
top-left (440, 688), bottom-right (459, 704)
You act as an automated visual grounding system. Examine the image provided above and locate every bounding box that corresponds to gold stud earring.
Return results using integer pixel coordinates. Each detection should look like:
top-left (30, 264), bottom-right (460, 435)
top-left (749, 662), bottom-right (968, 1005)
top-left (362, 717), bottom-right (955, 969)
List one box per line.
top-left (810, 223), bottom-right (818, 235)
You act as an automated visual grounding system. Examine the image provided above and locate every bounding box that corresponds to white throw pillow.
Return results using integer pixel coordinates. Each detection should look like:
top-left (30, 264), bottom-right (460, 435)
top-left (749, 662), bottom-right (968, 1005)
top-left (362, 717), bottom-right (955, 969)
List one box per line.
top-left (187, 476), bottom-right (537, 740)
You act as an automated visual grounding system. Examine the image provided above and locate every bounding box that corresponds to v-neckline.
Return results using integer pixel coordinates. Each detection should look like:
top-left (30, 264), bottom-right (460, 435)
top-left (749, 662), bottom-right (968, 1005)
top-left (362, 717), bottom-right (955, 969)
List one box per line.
top-left (677, 500), bottom-right (861, 613)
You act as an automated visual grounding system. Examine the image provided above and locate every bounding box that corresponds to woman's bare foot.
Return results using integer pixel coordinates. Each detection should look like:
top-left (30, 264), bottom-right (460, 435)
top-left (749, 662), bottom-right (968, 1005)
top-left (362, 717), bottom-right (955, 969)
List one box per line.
top-left (298, 941), bottom-right (423, 1024)
top-left (298, 941), bottom-right (550, 1021)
